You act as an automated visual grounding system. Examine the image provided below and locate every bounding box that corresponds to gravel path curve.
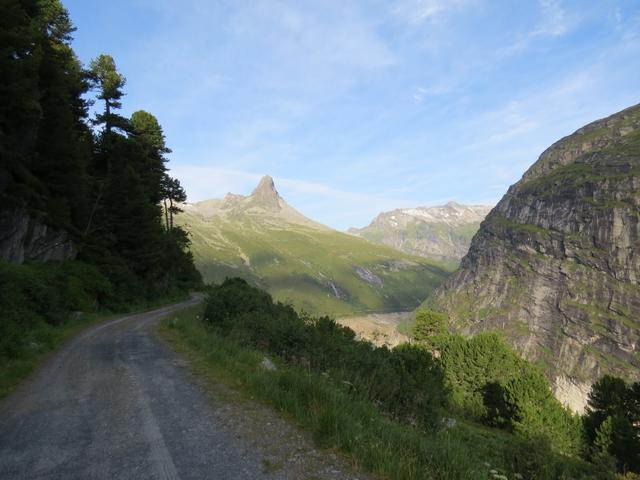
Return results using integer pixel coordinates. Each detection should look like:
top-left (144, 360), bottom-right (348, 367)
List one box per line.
top-left (0, 297), bottom-right (368, 480)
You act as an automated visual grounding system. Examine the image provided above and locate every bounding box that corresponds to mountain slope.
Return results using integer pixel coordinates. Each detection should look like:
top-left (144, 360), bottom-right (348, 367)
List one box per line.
top-left (349, 202), bottom-right (492, 262)
top-left (178, 176), bottom-right (451, 316)
top-left (431, 104), bottom-right (640, 412)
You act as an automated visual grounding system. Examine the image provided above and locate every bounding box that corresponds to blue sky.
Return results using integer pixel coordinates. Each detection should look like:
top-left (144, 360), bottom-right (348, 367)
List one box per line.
top-left (65, 0), bottom-right (640, 230)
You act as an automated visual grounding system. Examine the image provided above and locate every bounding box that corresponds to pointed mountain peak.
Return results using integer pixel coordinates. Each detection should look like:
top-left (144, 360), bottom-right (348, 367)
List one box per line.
top-left (249, 175), bottom-right (281, 210)
top-left (252, 175), bottom-right (278, 196)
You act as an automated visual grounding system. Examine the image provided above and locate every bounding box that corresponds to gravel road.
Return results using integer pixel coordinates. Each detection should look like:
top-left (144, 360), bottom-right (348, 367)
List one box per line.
top-left (0, 297), bottom-right (368, 480)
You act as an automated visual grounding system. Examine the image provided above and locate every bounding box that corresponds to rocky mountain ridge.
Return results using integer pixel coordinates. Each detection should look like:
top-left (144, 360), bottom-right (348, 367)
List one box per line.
top-left (431, 104), bottom-right (640, 412)
top-left (183, 175), bottom-right (326, 229)
top-left (349, 202), bottom-right (492, 262)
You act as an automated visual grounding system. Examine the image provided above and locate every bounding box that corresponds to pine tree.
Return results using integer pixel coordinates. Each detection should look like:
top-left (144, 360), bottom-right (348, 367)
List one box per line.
top-left (1, 0), bottom-right (46, 207)
top-left (88, 54), bottom-right (126, 134)
top-left (130, 110), bottom-right (169, 204)
top-left (31, 0), bottom-right (91, 228)
top-left (413, 308), bottom-right (447, 340)
top-left (584, 376), bottom-right (640, 472)
top-left (1, 1), bottom-right (201, 305)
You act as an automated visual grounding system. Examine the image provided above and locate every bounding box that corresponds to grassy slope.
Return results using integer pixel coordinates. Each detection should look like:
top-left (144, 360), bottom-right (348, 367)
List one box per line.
top-left (158, 305), bottom-right (608, 480)
top-left (179, 213), bottom-right (452, 316)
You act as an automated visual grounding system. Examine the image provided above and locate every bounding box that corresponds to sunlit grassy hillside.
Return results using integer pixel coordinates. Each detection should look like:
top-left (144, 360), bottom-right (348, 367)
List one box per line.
top-left (176, 176), bottom-right (452, 316)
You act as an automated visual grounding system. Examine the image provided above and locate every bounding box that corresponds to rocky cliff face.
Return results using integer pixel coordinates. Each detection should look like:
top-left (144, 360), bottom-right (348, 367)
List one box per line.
top-left (0, 208), bottom-right (76, 263)
top-left (349, 202), bottom-right (492, 262)
top-left (432, 104), bottom-right (640, 413)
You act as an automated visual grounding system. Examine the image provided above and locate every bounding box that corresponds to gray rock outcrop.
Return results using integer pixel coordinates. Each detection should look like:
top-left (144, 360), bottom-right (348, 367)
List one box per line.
top-left (0, 208), bottom-right (75, 263)
top-left (432, 104), bottom-right (640, 412)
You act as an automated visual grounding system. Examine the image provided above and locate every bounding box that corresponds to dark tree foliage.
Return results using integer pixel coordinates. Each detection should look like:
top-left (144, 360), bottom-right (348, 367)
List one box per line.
top-left (31, 2), bottom-right (91, 228)
top-left (0, 0), bottom-right (85, 215)
top-left (416, 332), bottom-right (582, 454)
top-left (161, 175), bottom-right (187, 230)
top-left (583, 375), bottom-right (640, 473)
top-left (0, 1), bottom-right (201, 311)
top-left (87, 54), bottom-right (127, 134)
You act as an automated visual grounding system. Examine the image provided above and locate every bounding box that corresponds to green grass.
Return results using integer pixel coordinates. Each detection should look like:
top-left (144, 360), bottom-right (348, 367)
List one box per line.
top-left (398, 316), bottom-right (416, 336)
top-left (0, 292), bottom-right (189, 399)
top-left (158, 306), bottom-right (610, 480)
top-left (179, 213), bottom-right (453, 316)
top-left (492, 215), bottom-right (552, 236)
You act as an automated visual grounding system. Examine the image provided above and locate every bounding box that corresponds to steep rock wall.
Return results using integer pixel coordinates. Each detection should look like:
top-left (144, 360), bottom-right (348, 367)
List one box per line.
top-left (0, 208), bottom-right (75, 264)
top-left (433, 104), bottom-right (640, 412)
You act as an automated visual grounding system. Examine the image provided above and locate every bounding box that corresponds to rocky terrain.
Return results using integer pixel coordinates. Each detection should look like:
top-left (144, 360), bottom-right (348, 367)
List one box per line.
top-left (0, 207), bottom-right (75, 263)
top-left (349, 202), bottom-right (492, 263)
top-left (337, 312), bottom-right (411, 348)
top-left (432, 104), bottom-right (640, 412)
top-left (177, 176), bottom-right (451, 316)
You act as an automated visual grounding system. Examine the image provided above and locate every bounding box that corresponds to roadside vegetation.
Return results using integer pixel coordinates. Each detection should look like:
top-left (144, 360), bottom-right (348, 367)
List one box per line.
top-left (1, 2), bottom-right (201, 396)
top-left (0, 260), bottom-right (191, 398)
top-left (412, 307), bottom-right (640, 478)
top-left (160, 278), bottom-right (614, 480)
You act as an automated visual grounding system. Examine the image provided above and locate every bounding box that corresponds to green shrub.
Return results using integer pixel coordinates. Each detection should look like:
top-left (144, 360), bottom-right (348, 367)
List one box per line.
top-left (483, 373), bottom-right (582, 455)
top-left (584, 376), bottom-right (640, 472)
top-left (422, 333), bottom-right (525, 417)
top-left (412, 308), bottom-right (447, 340)
top-left (0, 260), bottom-right (112, 357)
top-left (163, 305), bottom-right (614, 480)
top-left (203, 278), bottom-right (446, 428)
top-left (417, 332), bottom-right (582, 454)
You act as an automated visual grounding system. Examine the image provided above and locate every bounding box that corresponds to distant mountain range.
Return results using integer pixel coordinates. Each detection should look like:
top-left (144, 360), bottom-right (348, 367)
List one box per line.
top-left (177, 176), bottom-right (452, 316)
top-left (349, 202), bottom-right (492, 262)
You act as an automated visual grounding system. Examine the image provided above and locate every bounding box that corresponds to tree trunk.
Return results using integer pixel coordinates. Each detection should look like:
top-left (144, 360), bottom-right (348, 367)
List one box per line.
top-left (83, 182), bottom-right (104, 237)
top-left (163, 198), bottom-right (169, 231)
top-left (105, 101), bottom-right (111, 134)
top-left (169, 197), bottom-right (174, 230)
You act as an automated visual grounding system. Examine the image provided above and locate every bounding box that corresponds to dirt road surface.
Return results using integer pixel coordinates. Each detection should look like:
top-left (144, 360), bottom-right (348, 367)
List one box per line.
top-left (0, 297), bottom-right (367, 480)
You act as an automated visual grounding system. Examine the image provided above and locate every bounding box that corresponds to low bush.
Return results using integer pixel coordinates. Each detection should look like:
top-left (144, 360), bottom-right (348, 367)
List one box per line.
top-left (197, 279), bottom-right (618, 478)
top-left (418, 332), bottom-right (582, 454)
top-left (0, 260), bottom-right (112, 358)
top-left (203, 278), bottom-right (446, 428)
top-left (163, 303), bottom-right (613, 480)
top-left (413, 308), bottom-right (447, 340)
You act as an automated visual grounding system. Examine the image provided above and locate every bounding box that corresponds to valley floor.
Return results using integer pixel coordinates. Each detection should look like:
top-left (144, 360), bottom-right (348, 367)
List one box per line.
top-left (337, 312), bottom-right (412, 348)
top-left (0, 298), bottom-right (368, 480)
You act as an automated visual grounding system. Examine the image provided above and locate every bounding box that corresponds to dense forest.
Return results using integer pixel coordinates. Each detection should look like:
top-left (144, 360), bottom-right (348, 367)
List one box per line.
top-left (0, 1), bottom-right (200, 363)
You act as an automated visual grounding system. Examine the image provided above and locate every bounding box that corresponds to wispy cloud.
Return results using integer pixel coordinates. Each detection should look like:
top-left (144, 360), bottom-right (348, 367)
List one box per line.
top-left (500, 0), bottom-right (579, 56)
top-left (391, 0), bottom-right (471, 25)
top-left (531, 0), bottom-right (572, 37)
top-left (67, 0), bottom-right (640, 229)
top-left (412, 85), bottom-right (451, 103)
top-left (462, 69), bottom-right (595, 154)
top-left (169, 165), bottom-right (420, 229)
